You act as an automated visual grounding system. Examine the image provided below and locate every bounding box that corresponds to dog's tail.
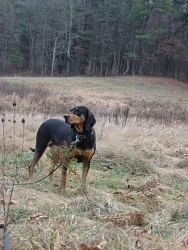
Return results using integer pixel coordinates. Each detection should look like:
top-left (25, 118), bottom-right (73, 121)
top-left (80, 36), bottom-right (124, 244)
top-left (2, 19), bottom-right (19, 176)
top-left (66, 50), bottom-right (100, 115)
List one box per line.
top-left (30, 147), bottom-right (35, 153)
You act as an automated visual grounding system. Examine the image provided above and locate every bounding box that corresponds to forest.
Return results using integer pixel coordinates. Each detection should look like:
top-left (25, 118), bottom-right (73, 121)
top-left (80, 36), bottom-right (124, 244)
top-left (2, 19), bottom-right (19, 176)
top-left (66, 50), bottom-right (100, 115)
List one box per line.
top-left (1, 0), bottom-right (188, 80)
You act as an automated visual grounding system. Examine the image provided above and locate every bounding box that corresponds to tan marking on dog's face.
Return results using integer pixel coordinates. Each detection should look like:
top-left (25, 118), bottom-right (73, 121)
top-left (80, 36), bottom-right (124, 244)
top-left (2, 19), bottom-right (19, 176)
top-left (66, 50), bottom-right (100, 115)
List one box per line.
top-left (74, 123), bottom-right (84, 133)
top-left (68, 114), bottom-right (85, 125)
top-left (68, 114), bottom-right (85, 133)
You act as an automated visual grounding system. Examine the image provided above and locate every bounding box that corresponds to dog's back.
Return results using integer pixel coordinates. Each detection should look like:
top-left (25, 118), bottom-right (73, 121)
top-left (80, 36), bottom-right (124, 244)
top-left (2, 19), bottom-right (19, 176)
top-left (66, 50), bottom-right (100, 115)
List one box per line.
top-left (35, 119), bottom-right (75, 154)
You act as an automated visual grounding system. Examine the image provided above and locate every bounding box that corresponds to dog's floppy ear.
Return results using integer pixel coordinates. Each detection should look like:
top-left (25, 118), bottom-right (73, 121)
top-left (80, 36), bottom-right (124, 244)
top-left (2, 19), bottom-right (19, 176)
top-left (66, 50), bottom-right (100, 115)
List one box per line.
top-left (85, 110), bottom-right (96, 132)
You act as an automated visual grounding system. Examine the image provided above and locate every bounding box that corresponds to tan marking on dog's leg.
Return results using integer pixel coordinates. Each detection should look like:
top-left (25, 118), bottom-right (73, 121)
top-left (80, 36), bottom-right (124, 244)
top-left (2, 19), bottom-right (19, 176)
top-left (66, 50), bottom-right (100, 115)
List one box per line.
top-left (49, 162), bottom-right (56, 183)
top-left (82, 159), bottom-right (90, 186)
top-left (70, 148), bottom-right (83, 158)
top-left (81, 149), bottom-right (95, 186)
top-left (60, 165), bottom-right (68, 190)
top-left (29, 152), bottom-right (43, 179)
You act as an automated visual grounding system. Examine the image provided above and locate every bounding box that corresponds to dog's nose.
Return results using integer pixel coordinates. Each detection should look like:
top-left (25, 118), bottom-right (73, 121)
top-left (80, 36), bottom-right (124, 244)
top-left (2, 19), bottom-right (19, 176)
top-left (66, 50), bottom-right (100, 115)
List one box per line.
top-left (64, 114), bottom-right (69, 123)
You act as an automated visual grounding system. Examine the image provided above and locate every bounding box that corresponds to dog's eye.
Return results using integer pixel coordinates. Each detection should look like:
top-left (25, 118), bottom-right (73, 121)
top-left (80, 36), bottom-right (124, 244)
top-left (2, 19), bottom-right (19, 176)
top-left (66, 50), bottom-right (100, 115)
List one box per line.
top-left (77, 111), bottom-right (81, 116)
top-left (75, 108), bottom-right (82, 117)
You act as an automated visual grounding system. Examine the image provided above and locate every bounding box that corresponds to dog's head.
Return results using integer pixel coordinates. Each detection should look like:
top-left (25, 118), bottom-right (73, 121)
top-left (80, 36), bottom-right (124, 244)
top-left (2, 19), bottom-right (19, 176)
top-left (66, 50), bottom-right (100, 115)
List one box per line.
top-left (64, 106), bottom-right (96, 133)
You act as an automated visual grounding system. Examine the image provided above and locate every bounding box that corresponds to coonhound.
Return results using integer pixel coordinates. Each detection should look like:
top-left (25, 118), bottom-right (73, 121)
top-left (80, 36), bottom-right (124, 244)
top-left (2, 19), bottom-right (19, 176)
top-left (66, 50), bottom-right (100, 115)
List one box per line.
top-left (29, 106), bottom-right (96, 189)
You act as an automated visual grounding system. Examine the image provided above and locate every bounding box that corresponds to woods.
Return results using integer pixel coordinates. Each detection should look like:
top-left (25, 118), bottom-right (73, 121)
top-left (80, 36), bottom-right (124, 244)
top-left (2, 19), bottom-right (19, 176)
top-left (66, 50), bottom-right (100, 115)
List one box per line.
top-left (0, 0), bottom-right (188, 80)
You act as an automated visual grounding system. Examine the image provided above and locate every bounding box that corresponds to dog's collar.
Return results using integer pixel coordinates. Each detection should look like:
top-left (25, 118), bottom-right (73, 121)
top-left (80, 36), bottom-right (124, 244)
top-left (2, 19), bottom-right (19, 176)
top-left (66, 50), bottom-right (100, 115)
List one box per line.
top-left (76, 134), bottom-right (86, 142)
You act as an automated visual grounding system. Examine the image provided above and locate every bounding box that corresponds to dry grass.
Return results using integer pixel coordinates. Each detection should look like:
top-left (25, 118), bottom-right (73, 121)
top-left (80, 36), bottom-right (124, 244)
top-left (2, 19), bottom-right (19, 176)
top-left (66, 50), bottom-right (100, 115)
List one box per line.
top-left (0, 76), bottom-right (188, 250)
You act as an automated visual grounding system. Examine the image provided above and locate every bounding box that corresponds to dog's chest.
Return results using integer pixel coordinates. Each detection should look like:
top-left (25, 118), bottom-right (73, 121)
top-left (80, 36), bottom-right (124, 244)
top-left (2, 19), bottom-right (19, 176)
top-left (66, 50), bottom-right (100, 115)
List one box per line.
top-left (70, 148), bottom-right (95, 162)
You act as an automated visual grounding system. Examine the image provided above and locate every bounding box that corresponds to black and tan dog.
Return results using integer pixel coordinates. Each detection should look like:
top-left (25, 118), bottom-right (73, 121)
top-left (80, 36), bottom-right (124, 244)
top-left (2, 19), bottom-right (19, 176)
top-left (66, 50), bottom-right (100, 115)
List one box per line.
top-left (29, 106), bottom-right (96, 189)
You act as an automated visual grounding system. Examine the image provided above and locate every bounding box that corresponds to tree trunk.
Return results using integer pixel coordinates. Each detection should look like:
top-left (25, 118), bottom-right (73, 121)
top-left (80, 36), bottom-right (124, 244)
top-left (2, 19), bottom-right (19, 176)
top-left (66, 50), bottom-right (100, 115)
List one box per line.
top-left (123, 59), bottom-right (130, 75)
top-left (30, 35), bottom-right (35, 75)
top-left (67, 1), bottom-right (73, 76)
top-left (51, 36), bottom-right (58, 77)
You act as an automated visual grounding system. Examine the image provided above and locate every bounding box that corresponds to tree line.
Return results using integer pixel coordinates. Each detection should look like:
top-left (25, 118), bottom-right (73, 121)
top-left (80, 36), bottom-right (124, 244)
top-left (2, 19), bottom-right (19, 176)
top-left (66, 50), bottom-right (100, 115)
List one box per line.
top-left (1, 0), bottom-right (188, 80)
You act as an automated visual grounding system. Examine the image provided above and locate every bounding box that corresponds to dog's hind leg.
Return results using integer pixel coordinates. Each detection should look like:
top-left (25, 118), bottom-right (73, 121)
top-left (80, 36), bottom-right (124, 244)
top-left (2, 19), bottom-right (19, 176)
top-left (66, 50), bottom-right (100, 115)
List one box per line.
top-left (29, 150), bottom-right (45, 179)
top-left (49, 143), bottom-right (71, 190)
top-left (49, 162), bottom-right (56, 184)
top-left (60, 165), bottom-right (68, 190)
top-left (29, 133), bottom-right (49, 179)
top-left (60, 157), bottom-right (70, 190)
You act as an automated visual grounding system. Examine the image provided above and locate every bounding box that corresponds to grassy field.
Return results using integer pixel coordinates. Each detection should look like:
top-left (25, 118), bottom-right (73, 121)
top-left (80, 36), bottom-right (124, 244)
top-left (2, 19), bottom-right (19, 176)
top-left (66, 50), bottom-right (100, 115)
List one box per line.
top-left (0, 76), bottom-right (188, 250)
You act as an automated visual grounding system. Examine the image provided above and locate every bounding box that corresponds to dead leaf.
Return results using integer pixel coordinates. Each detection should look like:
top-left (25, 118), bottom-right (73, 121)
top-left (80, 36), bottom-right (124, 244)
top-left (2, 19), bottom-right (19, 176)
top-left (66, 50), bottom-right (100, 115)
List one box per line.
top-left (77, 243), bottom-right (101, 250)
top-left (133, 227), bottom-right (149, 236)
top-left (135, 239), bottom-right (142, 248)
top-left (28, 214), bottom-right (48, 222)
top-left (78, 244), bottom-right (89, 250)
top-left (9, 200), bottom-right (16, 205)
top-left (182, 240), bottom-right (188, 248)
top-left (112, 191), bottom-right (122, 195)
top-left (28, 201), bottom-right (34, 206)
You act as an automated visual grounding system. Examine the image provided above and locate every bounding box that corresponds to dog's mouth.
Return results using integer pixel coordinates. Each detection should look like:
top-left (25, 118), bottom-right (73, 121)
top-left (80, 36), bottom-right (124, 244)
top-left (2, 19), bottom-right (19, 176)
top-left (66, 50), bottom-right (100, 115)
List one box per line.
top-left (64, 114), bottom-right (85, 133)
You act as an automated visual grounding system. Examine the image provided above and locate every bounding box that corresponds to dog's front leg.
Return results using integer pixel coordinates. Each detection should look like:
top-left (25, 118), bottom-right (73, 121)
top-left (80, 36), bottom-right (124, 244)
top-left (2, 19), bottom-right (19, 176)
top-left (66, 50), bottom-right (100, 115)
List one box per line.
top-left (81, 149), bottom-right (94, 188)
top-left (50, 146), bottom-right (61, 185)
top-left (81, 159), bottom-right (91, 188)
